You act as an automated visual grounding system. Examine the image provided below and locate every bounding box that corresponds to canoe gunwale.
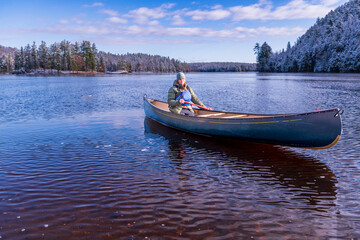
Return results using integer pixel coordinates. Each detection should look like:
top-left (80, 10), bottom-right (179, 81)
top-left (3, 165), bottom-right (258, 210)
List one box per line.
top-left (146, 98), bottom-right (340, 121)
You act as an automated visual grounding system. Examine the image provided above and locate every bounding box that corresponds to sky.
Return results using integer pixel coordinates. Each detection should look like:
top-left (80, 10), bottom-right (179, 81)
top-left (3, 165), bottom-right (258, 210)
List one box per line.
top-left (0, 0), bottom-right (348, 63)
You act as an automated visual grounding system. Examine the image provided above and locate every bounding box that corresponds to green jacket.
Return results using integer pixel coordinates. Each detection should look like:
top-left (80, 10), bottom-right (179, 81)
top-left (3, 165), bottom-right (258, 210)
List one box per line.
top-left (168, 80), bottom-right (206, 114)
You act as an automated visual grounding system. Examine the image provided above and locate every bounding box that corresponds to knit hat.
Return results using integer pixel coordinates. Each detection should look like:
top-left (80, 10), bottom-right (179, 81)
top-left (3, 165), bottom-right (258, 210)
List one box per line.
top-left (176, 72), bottom-right (186, 81)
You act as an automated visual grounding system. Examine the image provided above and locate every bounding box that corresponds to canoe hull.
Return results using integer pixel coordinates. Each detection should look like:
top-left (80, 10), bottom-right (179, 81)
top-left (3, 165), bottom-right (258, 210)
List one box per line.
top-left (143, 98), bottom-right (342, 148)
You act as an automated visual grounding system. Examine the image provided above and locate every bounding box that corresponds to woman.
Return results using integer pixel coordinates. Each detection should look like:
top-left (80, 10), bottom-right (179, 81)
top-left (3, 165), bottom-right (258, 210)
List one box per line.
top-left (167, 72), bottom-right (211, 116)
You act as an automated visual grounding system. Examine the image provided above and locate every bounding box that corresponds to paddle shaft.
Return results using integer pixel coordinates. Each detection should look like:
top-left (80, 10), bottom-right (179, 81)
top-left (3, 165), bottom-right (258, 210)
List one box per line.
top-left (184, 101), bottom-right (212, 110)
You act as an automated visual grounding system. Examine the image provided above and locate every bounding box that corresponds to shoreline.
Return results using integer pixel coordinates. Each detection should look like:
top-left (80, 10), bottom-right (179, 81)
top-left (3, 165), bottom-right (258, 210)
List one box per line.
top-left (5, 69), bottom-right (129, 76)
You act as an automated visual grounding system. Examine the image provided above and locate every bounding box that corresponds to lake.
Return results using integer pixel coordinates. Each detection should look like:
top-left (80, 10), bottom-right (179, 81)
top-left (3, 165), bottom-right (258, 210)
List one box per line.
top-left (0, 72), bottom-right (359, 239)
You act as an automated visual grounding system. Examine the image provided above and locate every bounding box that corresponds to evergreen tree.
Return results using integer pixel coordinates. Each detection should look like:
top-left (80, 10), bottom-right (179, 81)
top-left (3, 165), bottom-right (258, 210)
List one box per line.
top-left (286, 42), bottom-right (291, 51)
top-left (14, 47), bottom-right (25, 70)
top-left (50, 43), bottom-right (61, 71)
top-left (257, 0), bottom-right (360, 73)
top-left (38, 41), bottom-right (49, 70)
top-left (90, 43), bottom-right (97, 71)
top-left (31, 42), bottom-right (39, 70)
top-left (6, 53), bottom-right (14, 73)
top-left (14, 51), bottom-right (20, 70)
top-left (254, 42), bottom-right (272, 72)
top-left (98, 55), bottom-right (105, 72)
top-left (0, 57), bottom-right (5, 72)
top-left (80, 41), bottom-right (96, 71)
top-left (60, 40), bottom-right (71, 71)
top-left (24, 44), bottom-right (32, 71)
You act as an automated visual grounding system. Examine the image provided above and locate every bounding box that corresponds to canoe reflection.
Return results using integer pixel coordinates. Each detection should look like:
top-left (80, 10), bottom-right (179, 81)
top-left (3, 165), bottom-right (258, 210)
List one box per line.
top-left (144, 117), bottom-right (337, 205)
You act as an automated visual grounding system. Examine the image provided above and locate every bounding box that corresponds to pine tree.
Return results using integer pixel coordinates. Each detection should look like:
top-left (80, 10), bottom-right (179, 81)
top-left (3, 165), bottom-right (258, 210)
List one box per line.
top-left (50, 43), bottom-right (61, 72)
top-left (38, 41), bottom-right (49, 70)
top-left (31, 42), bottom-right (39, 70)
top-left (254, 42), bottom-right (272, 72)
top-left (24, 44), bottom-right (32, 71)
top-left (6, 53), bottom-right (14, 73)
top-left (98, 55), bottom-right (105, 72)
top-left (90, 43), bottom-right (97, 71)
top-left (258, 0), bottom-right (360, 73)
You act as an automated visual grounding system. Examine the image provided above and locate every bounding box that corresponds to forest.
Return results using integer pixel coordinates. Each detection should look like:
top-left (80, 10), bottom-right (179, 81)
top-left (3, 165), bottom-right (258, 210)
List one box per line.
top-left (0, 41), bottom-right (189, 74)
top-left (188, 62), bottom-right (256, 72)
top-left (254, 0), bottom-right (360, 73)
top-left (0, 41), bottom-right (255, 74)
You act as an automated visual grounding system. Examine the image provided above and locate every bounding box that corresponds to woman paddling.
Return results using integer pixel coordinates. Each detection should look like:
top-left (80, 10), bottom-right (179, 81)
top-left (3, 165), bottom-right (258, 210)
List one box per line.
top-left (167, 72), bottom-right (212, 116)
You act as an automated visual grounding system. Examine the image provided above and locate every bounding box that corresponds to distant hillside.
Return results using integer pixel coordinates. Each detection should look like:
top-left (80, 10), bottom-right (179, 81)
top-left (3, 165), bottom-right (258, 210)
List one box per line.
top-left (188, 62), bottom-right (256, 72)
top-left (0, 45), bottom-right (16, 55)
top-left (255, 0), bottom-right (360, 72)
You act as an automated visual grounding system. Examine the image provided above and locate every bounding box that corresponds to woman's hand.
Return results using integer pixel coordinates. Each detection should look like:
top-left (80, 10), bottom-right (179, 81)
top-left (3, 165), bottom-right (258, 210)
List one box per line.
top-left (179, 99), bottom-right (185, 104)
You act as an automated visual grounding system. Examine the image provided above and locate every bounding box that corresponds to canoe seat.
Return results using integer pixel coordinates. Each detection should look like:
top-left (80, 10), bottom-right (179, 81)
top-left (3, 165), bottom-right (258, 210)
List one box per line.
top-left (198, 113), bottom-right (226, 117)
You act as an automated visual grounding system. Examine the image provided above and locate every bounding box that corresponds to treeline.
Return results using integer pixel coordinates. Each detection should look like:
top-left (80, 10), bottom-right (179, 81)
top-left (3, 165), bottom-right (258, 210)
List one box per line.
top-left (0, 41), bottom-right (189, 74)
top-left (254, 0), bottom-right (360, 73)
top-left (188, 62), bottom-right (256, 72)
top-left (0, 42), bottom-right (256, 74)
top-left (4, 40), bottom-right (103, 73)
top-left (99, 52), bottom-right (189, 73)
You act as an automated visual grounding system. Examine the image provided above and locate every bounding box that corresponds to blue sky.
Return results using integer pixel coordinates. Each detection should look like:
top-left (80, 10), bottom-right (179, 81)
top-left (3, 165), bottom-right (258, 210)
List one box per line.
top-left (0, 0), bottom-right (348, 63)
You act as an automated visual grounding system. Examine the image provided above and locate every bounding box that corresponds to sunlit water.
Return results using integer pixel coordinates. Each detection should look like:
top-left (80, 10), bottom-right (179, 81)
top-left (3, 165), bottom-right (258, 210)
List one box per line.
top-left (0, 73), bottom-right (359, 239)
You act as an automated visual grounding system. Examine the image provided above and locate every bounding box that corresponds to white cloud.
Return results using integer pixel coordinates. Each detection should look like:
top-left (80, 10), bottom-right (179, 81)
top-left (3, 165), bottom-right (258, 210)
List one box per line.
top-left (254, 26), bottom-right (306, 36)
top-left (107, 17), bottom-right (127, 24)
top-left (321, 0), bottom-right (341, 6)
top-left (31, 24), bottom-right (305, 39)
top-left (171, 15), bottom-right (187, 26)
top-left (148, 20), bottom-right (161, 26)
top-left (89, 1), bottom-right (341, 29)
top-left (100, 9), bottom-right (119, 17)
top-left (34, 25), bottom-right (111, 35)
top-left (83, 2), bottom-right (104, 8)
top-left (59, 15), bottom-right (85, 25)
top-left (271, 0), bottom-right (333, 19)
top-left (211, 5), bottom-right (223, 10)
top-left (230, 2), bottom-right (272, 21)
top-left (89, 37), bottom-right (198, 45)
top-left (124, 3), bottom-right (175, 25)
top-left (186, 8), bottom-right (231, 21)
top-left (230, 0), bottom-right (335, 20)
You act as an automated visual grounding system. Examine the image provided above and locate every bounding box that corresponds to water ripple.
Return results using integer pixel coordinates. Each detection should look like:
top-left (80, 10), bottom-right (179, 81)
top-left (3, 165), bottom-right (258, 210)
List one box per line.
top-left (0, 74), bottom-right (359, 239)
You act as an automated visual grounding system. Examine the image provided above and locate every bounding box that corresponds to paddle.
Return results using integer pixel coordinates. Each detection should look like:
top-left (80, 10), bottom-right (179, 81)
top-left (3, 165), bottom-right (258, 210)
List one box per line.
top-left (184, 101), bottom-right (212, 111)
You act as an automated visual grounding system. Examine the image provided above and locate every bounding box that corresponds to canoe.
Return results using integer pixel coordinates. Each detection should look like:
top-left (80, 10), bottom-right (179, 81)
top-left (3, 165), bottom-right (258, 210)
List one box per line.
top-left (143, 96), bottom-right (343, 149)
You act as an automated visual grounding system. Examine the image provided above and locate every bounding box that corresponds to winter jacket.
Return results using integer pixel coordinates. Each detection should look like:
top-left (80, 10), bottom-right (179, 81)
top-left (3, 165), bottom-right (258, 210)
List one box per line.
top-left (167, 80), bottom-right (206, 114)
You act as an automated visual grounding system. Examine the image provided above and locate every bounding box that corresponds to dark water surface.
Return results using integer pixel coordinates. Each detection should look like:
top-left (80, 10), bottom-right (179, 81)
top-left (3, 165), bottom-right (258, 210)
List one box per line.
top-left (0, 73), bottom-right (359, 239)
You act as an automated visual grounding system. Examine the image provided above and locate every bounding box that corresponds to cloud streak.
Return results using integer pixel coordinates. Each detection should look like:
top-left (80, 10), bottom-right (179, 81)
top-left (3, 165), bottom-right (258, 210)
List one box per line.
top-left (92, 0), bottom-right (341, 26)
top-left (29, 24), bottom-right (306, 40)
top-left (100, 9), bottom-right (119, 17)
top-left (186, 8), bottom-right (231, 21)
top-left (83, 2), bottom-right (104, 8)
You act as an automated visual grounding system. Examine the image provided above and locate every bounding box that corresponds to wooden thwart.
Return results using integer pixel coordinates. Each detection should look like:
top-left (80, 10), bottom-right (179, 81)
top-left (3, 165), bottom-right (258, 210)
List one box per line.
top-left (198, 113), bottom-right (226, 117)
top-left (222, 114), bottom-right (248, 119)
top-left (198, 113), bottom-right (248, 118)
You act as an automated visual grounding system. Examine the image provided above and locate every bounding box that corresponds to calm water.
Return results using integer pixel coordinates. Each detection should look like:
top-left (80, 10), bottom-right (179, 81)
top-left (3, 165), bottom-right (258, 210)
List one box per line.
top-left (0, 72), bottom-right (359, 239)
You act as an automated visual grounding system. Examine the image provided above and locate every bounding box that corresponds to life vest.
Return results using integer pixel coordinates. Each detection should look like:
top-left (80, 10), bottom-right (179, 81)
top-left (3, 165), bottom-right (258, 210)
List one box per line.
top-left (175, 90), bottom-right (192, 106)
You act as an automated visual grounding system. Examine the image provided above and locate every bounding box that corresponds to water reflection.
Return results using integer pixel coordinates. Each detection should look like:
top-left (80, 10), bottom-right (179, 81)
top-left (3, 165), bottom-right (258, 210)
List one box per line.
top-left (144, 117), bottom-right (337, 207)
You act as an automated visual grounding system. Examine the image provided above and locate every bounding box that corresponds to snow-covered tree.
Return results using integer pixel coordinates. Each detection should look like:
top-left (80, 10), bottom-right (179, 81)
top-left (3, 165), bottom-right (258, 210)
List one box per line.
top-left (257, 0), bottom-right (360, 73)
